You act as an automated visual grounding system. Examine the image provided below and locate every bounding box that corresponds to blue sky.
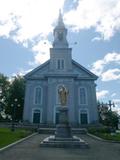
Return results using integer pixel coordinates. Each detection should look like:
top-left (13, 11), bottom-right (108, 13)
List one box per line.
top-left (0, 0), bottom-right (120, 112)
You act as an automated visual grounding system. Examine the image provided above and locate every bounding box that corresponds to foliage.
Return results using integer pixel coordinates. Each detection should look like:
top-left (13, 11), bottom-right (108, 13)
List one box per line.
top-left (88, 127), bottom-right (120, 141)
top-left (101, 110), bottom-right (119, 128)
top-left (0, 73), bottom-right (25, 121)
top-left (0, 73), bottom-right (10, 112)
top-left (97, 133), bottom-right (120, 141)
top-left (88, 126), bottom-right (111, 134)
top-left (0, 128), bottom-right (32, 148)
top-left (6, 75), bottom-right (25, 121)
top-left (98, 101), bottom-right (119, 129)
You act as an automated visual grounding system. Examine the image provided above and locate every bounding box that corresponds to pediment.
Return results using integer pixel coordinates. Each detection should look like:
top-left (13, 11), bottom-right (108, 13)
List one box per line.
top-left (72, 60), bottom-right (98, 80)
top-left (25, 59), bottom-right (98, 80)
top-left (25, 60), bottom-right (50, 79)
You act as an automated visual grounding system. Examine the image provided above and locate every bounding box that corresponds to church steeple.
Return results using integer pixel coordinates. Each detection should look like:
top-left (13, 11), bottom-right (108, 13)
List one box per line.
top-left (53, 10), bottom-right (68, 48)
top-left (57, 10), bottom-right (65, 28)
top-left (50, 10), bottom-right (72, 72)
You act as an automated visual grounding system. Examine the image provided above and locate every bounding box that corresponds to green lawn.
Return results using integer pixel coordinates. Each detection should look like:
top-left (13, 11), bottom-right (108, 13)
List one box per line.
top-left (94, 132), bottom-right (120, 141)
top-left (0, 128), bottom-right (32, 148)
top-left (88, 127), bottom-right (120, 141)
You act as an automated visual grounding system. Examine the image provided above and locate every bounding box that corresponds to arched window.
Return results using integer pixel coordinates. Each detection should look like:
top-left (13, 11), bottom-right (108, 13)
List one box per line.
top-left (79, 87), bottom-right (87, 105)
top-left (34, 87), bottom-right (42, 105)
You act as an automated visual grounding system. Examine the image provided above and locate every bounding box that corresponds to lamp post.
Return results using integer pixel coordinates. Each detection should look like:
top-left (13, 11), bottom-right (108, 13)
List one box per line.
top-left (11, 98), bottom-right (20, 132)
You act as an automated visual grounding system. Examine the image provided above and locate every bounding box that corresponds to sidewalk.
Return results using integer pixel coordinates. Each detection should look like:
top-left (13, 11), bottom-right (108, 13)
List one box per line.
top-left (0, 134), bottom-right (120, 160)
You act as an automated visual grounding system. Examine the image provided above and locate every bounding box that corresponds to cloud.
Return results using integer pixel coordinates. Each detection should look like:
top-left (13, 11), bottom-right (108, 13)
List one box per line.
top-left (91, 59), bottom-right (105, 76)
top-left (0, 0), bottom-right (120, 66)
top-left (31, 40), bottom-right (52, 65)
top-left (64, 0), bottom-right (120, 40)
top-left (0, 0), bottom-right (65, 41)
top-left (104, 52), bottom-right (120, 64)
top-left (96, 90), bottom-right (109, 100)
top-left (91, 37), bottom-right (102, 42)
top-left (111, 93), bottom-right (117, 97)
top-left (12, 68), bottom-right (33, 77)
top-left (101, 68), bottom-right (120, 81)
top-left (0, 0), bottom-right (65, 64)
top-left (91, 52), bottom-right (120, 80)
top-left (113, 99), bottom-right (120, 104)
top-left (0, 14), bottom-right (19, 38)
top-left (112, 98), bottom-right (120, 114)
top-left (91, 52), bottom-right (120, 75)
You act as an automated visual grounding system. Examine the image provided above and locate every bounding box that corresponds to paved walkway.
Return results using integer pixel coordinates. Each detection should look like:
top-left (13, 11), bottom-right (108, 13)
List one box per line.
top-left (0, 134), bottom-right (120, 160)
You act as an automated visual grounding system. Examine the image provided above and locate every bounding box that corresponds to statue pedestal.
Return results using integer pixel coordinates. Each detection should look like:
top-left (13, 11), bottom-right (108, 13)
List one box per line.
top-left (40, 106), bottom-right (89, 148)
top-left (55, 106), bottom-right (72, 138)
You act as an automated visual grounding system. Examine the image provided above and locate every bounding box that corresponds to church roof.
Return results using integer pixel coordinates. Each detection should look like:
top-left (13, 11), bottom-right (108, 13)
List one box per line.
top-left (24, 59), bottom-right (98, 80)
top-left (72, 60), bottom-right (98, 80)
top-left (24, 60), bottom-right (49, 79)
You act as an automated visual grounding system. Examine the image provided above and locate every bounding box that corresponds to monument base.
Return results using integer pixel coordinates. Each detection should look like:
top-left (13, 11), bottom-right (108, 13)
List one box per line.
top-left (40, 135), bottom-right (89, 148)
top-left (40, 105), bottom-right (89, 148)
top-left (55, 124), bottom-right (72, 138)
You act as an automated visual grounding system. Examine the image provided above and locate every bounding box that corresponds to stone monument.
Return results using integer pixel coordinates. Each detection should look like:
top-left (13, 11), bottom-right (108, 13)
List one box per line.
top-left (40, 85), bottom-right (89, 148)
top-left (55, 85), bottom-right (72, 138)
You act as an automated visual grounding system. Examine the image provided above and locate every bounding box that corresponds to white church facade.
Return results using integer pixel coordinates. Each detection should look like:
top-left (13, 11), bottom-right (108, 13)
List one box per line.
top-left (23, 12), bottom-right (99, 126)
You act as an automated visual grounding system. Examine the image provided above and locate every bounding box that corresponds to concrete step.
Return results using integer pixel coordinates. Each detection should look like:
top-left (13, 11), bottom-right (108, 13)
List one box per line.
top-left (38, 128), bottom-right (87, 134)
top-left (40, 135), bottom-right (89, 148)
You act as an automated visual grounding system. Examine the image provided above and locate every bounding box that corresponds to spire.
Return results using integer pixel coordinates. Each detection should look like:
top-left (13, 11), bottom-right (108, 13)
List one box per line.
top-left (57, 9), bottom-right (65, 28)
top-left (53, 10), bottom-right (68, 48)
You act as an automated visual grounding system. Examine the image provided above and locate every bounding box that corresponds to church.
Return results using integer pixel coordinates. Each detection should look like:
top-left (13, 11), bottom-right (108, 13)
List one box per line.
top-left (23, 11), bottom-right (99, 126)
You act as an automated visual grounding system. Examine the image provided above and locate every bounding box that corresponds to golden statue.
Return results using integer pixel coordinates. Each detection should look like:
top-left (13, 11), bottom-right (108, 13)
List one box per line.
top-left (58, 85), bottom-right (69, 106)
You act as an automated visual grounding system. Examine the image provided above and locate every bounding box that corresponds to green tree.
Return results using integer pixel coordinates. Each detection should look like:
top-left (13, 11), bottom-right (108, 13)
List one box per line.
top-left (98, 102), bottom-right (119, 129)
top-left (0, 73), bottom-right (10, 111)
top-left (6, 75), bottom-right (25, 121)
top-left (103, 110), bottom-right (119, 129)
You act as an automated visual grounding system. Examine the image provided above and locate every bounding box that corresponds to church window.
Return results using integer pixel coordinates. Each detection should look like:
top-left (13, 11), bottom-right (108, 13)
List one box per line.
top-left (34, 87), bottom-right (42, 105)
top-left (57, 59), bottom-right (65, 70)
top-left (57, 59), bottom-right (61, 69)
top-left (61, 59), bottom-right (64, 69)
top-left (79, 87), bottom-right (87, 105)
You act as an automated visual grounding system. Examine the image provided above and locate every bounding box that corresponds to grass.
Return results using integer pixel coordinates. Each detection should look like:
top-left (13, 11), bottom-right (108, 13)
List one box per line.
top-left (0, 128), bottom-right (33, 148)
top-left (94, 132), bottom-right (120, 141)
top-left (88, 127), bottom-right (120, 141)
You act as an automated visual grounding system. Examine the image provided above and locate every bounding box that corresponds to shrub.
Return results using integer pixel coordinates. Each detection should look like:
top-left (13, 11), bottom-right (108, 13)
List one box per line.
top-left (88, 126), bottom-right (111, 134)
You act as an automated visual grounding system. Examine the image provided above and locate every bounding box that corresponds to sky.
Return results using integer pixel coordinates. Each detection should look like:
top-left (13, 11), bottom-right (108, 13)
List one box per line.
top-left (0, 0), bottom-right (120, 113)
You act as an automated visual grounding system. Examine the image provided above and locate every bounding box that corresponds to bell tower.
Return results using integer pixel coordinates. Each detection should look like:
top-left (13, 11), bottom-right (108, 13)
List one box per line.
top-left (50, 10), bottom-right (72, 72)
top-left (53, 10), bottom-right (68, 48)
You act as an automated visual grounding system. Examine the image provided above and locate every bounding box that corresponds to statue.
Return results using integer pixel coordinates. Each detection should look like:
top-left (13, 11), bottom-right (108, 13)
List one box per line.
top-left (58, 85), bottom-right (69, 106)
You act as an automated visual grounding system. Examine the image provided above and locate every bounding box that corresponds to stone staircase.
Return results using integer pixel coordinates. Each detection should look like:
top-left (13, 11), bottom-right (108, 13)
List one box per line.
top-left (38, 128), bottom-right (87, 134)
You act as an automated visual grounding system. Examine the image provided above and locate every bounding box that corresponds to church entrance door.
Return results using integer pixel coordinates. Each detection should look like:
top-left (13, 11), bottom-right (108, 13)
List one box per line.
top-left (80, 113), bottom-right (88, 124)
top-left (33, 110), bottom-right (40, 123)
